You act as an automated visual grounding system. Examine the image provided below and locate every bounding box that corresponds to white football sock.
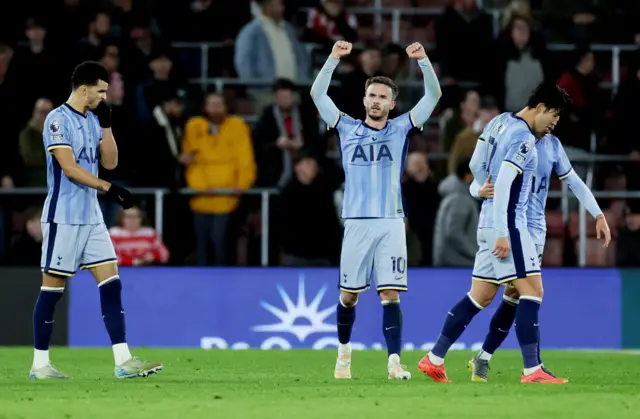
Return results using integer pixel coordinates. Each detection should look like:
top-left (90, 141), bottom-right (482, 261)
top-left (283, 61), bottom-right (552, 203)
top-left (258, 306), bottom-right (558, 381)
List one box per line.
top-left (479, 350), bottom-right (492, 361)
top-left (427, 352), bottom-right (445, 366)
top-left (388, 353), bottom-right (400, 366)
top-left (113, 343), bottom-right (132, 365)
top-left (338, 342), bottom-right (352, 355)
top-left (523, 364), bottom-right (542, 376)
top-left (33, 349), bottom-right (50, 369)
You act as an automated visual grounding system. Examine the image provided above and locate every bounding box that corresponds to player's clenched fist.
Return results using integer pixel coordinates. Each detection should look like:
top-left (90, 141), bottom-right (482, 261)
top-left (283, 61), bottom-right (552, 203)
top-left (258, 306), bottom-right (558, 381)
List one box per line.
top-left (406, 42), bottom-right (426, 60)
top-left (331, 41), bottom-right (352, 60)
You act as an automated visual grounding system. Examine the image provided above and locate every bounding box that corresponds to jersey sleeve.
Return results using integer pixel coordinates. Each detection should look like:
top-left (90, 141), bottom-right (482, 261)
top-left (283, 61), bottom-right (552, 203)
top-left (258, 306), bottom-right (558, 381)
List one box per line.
top-left (311, 57), bottom-right (356, 131)
top-left (553, 140), bottom-right (573, 180)
top-left (334, 112), bottom-right (359, 132)
top-left (469, 138), bottom-right (487, 182)
top-left (393, 112), bottom-right (420, 135)
top-left (493, 163), bottom-right (520, 237)
top-left (408, 57), bottom-right (441, 128)
top-left (502, 132), bottom-right (535, 174)
top-left (469, 179), bottom-right (483, 200)
top-left (477, 117), bottom-right (496, 143)
top-left (332, 112), bottom-right (361, 141)
top-left (44, 114), bottom-right (73, 153)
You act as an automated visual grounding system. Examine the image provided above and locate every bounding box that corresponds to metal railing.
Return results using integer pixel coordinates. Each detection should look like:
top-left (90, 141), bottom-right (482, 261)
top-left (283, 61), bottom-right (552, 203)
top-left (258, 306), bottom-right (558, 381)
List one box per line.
top-left (172, 2), bottom-right (639, 96)
top-left (1, 154), bottom-right (635, 267)
top-left (172, 40), bottom-right (637, 99)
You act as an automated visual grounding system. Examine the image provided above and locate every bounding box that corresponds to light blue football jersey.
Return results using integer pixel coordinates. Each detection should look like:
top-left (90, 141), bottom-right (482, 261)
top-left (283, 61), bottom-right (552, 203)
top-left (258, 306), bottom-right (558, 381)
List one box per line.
top-left (336, 112), bottom-right (416, 218)
top-left (527, 134), bottom-right (573, 244)
top-left (41, 104), bottom-right (104, 225)
top-left (476, 112), bottom-right (538, 232)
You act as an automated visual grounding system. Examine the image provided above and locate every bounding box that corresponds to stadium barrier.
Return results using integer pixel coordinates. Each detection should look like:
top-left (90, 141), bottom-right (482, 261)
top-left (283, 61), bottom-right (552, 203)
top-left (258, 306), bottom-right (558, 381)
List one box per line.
top-left (60, 267), bottom-right (638, 350)
top-left (173, 40), bottom-right (636, 96)
top-left (1, 152), bottom-right (632, 267)
top-left (0, 267), bottom-right (68, 346)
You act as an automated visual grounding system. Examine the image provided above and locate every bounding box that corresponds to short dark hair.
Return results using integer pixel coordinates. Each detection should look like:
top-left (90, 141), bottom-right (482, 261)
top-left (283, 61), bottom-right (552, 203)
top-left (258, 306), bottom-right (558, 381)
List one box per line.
top-left (293, 150), bottom-right (316, 165)
top-left (97, 41), bottom-right (119, 59)
top-left (272, 78), bottom-right (296, 92)
top-left (365, 76), bottom-right (398, 99)
top-left (456, 159), bottom-right (472, 181)
top-left (383, 43), bottom-right (405, 56)
top-left (526, 82), bottom-right (573, 114)
top-left (360, 44), bottom-right (381, 54)
top-left (71, 61), bottom-right (110, 90)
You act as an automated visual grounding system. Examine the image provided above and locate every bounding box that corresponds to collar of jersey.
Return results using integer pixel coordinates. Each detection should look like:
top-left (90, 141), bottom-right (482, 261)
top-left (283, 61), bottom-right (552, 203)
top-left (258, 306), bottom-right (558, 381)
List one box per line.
top-left (509, 112), bottom-right (535, 137)
top-left (64, 103), bottom-right (87, 118)
top-left (361, 120), bottom-right (388, 132)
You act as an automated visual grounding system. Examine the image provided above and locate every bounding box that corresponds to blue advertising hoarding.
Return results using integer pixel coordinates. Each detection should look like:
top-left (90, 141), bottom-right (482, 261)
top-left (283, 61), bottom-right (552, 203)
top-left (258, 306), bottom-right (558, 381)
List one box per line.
top-left (68, 268), bottom-right (622, 350)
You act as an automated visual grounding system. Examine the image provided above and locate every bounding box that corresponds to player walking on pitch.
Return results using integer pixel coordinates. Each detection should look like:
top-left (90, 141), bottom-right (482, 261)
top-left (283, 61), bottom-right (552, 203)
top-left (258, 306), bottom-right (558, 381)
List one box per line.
top-left (31, 61), bottom-right (162, 379)
top-left (418, 83), bottom-right (571, 384)
top-left (467, 132), bottom-right (610, 382)
top-left (311, 41), bottom-right (441, 379)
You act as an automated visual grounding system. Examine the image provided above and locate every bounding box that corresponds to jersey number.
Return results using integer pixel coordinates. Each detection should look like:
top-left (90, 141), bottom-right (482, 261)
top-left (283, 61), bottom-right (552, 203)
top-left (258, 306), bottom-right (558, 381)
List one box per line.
top-left (76, 146), bottom-right (99, 164)
top-left (531, 175), bottom-right (547, 193)
top-left (486, 136), bottom-right (497, 175)
top-left (391, 256), bottom-right (406, 274)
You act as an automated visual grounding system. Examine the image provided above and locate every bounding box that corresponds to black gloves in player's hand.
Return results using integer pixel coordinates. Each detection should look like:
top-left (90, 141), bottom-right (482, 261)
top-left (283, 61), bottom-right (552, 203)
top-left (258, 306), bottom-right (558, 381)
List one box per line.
top-left (106, 184), bottom-right (134, 209)
top-left (93, 101), bottom-right (112, 128)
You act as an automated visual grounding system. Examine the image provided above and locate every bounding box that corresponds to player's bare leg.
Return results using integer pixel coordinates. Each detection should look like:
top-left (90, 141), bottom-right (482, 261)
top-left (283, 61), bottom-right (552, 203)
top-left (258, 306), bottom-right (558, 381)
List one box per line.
top-left (89, 263), bottom-right (163, 378)
top-left (30, 273), bottom-right (71, 379)
top-left (335, 291), bottom-right (358, 379)
top-left (419, 281), bottom-right (497, 382)
top-left (512, 275), bottom-right (566, 384)
top-left (379, 290), bottom-right (410, 380)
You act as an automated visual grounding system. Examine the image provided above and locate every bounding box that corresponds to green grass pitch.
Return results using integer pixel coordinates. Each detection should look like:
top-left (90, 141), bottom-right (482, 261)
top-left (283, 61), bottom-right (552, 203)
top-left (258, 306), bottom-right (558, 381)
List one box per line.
top-left (0, 348), bottom-right (638, 419)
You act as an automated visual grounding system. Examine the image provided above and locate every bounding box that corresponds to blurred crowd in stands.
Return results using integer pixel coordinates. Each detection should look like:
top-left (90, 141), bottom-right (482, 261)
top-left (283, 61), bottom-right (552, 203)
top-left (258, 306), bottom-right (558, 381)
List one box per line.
top-left (2, 0), bottom-right (640, 268)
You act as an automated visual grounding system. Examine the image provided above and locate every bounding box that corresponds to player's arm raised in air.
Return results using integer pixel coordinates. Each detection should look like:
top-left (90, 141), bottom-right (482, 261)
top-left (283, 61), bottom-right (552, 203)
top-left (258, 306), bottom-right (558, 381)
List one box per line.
top-left (492, 133), bottom-right (535, 258)
top-left (310, 41), bottom-right (352, 128)
top-left (554, 140), bottom-right (611, 246)
top-left (406, 42), bottom-right (442, 128)
top-left (93, 102), bottom-right (118, 170)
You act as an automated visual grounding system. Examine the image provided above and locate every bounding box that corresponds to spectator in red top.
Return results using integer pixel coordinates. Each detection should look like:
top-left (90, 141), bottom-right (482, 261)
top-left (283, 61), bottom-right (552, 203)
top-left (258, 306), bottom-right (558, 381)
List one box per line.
top-left (109, 206), bottom-right (170, 266)
top-left (304, 0), bottom-right (357, 47)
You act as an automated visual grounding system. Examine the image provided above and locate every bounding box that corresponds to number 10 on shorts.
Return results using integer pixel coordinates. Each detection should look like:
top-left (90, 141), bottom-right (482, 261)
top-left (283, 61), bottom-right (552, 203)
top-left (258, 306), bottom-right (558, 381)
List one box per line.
top-left (391, 256), bottom-right (406, 274)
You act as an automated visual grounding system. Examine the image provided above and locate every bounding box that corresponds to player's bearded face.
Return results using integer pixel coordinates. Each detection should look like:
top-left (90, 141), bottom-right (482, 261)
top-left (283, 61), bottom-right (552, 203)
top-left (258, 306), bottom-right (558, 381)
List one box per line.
top-left (363, 84), bottom-right (395, 121)
top-left (85, 80), bottom-right (109, 109)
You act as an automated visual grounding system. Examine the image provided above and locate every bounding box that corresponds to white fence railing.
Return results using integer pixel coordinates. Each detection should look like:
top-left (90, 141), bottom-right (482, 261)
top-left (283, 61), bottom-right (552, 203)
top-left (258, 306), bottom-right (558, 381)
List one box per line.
top-left (172, 40), bottom-right (637, 98)
top-left (1, 154), bottom-right (634, 267)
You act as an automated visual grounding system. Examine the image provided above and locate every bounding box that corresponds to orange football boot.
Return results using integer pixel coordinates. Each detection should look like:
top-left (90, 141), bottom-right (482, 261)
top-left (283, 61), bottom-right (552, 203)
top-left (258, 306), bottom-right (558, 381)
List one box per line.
top-left (418, 354), bottom-right (451, 383)
top-left (521, 367), bottom-right (568, 384)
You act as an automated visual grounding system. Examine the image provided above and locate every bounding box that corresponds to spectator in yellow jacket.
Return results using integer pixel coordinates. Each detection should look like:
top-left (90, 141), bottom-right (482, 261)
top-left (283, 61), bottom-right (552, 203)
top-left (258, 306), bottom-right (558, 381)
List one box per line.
top-left (180, 93), bottom-right (256, 265)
